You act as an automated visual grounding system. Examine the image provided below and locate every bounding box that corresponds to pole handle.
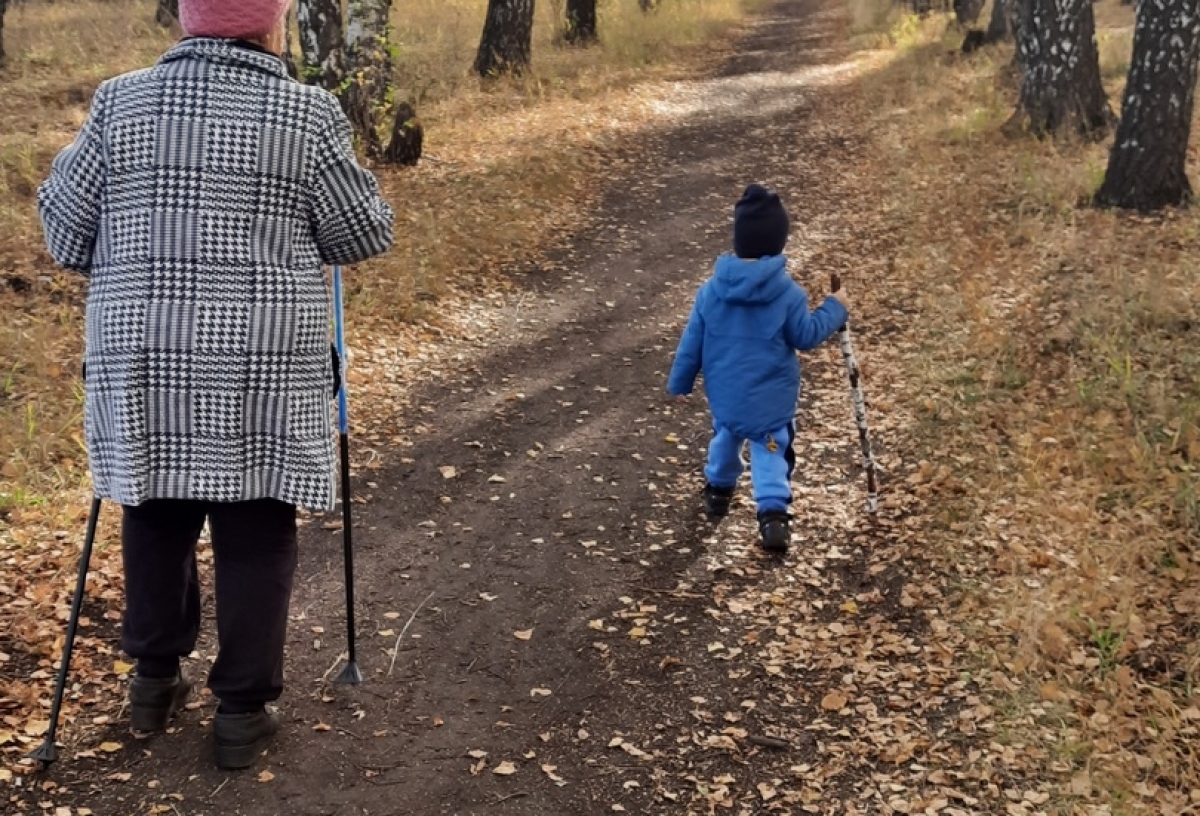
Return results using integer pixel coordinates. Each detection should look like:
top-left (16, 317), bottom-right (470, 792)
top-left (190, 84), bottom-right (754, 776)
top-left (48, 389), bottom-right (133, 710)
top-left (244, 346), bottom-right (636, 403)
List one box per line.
top-left (830, 273), bottom-right (847, 331)
top-left (332, 266), bottom-right (349, 435)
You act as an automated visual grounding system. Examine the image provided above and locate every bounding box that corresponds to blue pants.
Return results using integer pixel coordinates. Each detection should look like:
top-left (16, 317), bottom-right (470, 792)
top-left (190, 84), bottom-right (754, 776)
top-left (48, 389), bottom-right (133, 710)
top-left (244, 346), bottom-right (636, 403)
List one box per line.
top-left (704, 422), bottom-right (796, 515)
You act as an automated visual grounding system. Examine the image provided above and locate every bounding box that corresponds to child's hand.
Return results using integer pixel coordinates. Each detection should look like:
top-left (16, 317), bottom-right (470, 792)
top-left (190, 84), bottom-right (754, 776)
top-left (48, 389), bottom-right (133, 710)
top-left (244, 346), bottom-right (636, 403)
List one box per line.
top-left (831, 287), bottom-right (850, 311)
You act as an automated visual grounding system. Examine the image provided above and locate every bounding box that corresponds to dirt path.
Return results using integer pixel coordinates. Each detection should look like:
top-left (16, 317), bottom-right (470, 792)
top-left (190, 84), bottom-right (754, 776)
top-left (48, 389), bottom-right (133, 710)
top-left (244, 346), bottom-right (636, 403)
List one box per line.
top-left (14, 2), bottom-right (985, 814)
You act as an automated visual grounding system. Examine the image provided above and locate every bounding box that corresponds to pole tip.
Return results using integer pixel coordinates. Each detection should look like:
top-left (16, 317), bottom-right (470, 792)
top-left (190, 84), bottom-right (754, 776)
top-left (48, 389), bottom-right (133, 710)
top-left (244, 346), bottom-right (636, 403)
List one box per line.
top-left (334, 662), bottom-right (363, 686)
top-left (25, 740), bottom-right (58, 767)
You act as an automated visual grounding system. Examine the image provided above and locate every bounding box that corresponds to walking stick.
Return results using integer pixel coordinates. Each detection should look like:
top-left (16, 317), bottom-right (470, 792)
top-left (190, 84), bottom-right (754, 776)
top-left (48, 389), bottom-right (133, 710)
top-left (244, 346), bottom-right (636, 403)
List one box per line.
top-left (830, 274), bottom-right (879, 513)
top-left (332, 266), bottom-right (362, 686)
top-left (27, 496), bottom-right (103, 767)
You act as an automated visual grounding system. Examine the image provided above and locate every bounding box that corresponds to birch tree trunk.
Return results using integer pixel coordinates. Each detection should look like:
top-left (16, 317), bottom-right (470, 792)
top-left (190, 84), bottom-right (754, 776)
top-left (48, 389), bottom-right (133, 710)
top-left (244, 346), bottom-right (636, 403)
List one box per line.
top-left (986, 0), bottom-right (1014, 42)
top-left (343, 0), bottom-right (393, 156)
top-left (155, 0), bottom-right (179, 28)
top-left (297, 0), bottom-right (344, 89)
top-left (283, 6), bottom-right (300, 79)
top-left (1012, 0), bottom-right (1113, 137)
top-left (1095, 0), bottom-right (1200, 210)
top-left (955, 0), bottom-right (985, 26)
top-left (474, 0), bottom-right (535, 76)
top-left (565, 0), bottom-right (598, 44)
top-left (0, 0), bottom-right (7, 69)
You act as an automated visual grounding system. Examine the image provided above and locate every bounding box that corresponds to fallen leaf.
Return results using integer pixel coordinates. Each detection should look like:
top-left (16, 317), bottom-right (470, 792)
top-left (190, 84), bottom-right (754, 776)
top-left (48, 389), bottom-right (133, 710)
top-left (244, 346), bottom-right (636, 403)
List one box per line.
top-left (493, 761), bottom-right (517, 775)
top-left (821, 691), bottom-right (849, 711)
top-left (258, 770), bottom-right (275, 782)
top-left (438, 466), bottom-right (457, 479)
top-left (514, 629), bottom-right (534, 641)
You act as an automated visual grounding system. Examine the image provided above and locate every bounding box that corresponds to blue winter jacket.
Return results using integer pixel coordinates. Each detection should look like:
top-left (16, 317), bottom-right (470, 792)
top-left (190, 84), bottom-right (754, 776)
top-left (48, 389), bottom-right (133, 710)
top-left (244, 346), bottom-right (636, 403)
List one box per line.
top-left (667, 254), bottom-right (849, 439)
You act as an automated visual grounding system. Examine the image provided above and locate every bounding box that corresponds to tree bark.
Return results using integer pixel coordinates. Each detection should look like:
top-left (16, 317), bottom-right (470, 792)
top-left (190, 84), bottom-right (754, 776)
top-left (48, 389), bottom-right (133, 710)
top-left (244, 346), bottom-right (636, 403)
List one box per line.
top-left (297, 0), bottom-right (344, 89)
top-left (342, 0), bottom-right (393, 156)
top-left (1, 0), bottom-right (9, 68)
top-left (1095, 0), bottom-right (1200, 210)
top-left (955, 0), bottom-right (986, 26)
top-left (384, 102), bottom-right (424, 165)
top-left (155, 0), bottom-right (179, 28)
top-left (1012, 0), bottom-right (1113, 138)
top-left (907, 0), bottom-right (952, 14)
top-left (564, 0), bottom-right (598, 44)
top-left (986, 0), bottom-right (1014, 42)
top-left (474, 0), bottom-right (535, 76)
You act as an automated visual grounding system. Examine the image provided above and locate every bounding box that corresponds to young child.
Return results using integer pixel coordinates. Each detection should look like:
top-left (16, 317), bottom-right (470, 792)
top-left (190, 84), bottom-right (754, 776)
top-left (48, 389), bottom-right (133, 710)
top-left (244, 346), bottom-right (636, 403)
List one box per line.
top-left (667, 184), bottom-right (849, 553)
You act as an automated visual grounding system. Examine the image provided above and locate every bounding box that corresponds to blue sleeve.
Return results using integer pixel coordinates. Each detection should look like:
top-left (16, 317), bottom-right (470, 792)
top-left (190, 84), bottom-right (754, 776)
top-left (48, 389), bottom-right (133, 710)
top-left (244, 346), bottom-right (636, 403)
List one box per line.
top-left (667, 294), bottom-right (705, 395)
top-left (783, 285), bottom-right (849, 351)
top-left (38, 83), bottom-right (110, 274)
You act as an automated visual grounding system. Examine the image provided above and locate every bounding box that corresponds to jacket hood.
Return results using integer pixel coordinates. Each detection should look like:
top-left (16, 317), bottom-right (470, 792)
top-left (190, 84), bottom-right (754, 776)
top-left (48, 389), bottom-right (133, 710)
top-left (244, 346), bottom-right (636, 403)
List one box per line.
top-left (160, 38), bottom-right (288, 80)
top-left (710, 253), bottom-right (790, 305)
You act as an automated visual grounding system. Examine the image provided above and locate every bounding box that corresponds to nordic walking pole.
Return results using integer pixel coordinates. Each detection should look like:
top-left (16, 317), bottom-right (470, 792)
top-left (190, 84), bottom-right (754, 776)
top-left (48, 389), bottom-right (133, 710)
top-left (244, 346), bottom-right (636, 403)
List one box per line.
top-left (830, 274), bottom-right (879, 513)
top-left (27, 496), bottom-right (103, 767)
top-left (332, 265), bottom-right (362, 685)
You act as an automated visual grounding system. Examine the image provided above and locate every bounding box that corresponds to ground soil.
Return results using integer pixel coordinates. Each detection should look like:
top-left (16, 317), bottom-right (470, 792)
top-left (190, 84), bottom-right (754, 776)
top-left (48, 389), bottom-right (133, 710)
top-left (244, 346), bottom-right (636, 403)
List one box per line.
top-left (8, 1), bottom-right (960, 813)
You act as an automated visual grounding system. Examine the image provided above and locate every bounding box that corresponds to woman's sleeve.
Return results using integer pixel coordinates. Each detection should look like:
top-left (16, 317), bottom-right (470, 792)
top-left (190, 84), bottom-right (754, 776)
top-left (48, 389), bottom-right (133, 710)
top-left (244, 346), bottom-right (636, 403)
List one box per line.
top-left (38, 84), bottom-right (110, 274)
top-left (308, 95), bottom-right (395, 266)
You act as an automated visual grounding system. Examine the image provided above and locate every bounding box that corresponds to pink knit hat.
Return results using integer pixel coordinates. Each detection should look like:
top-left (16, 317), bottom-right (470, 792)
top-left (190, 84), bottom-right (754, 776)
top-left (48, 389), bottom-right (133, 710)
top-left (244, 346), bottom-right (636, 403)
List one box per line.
top-left (179, 0), bottom-right (291, 39)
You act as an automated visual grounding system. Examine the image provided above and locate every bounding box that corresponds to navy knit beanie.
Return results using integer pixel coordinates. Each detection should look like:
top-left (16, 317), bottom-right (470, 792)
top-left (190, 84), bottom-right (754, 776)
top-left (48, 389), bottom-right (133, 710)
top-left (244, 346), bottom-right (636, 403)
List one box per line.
top-left (733, 184), bottom-right (789, 259)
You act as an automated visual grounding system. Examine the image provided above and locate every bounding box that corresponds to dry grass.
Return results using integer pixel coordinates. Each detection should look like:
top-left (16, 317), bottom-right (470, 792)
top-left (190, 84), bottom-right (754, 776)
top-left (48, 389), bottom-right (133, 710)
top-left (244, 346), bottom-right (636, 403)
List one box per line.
top-left (855, 1), bottom-right (1200, 811)
top-left (0, 0), bottom-right (758, 515)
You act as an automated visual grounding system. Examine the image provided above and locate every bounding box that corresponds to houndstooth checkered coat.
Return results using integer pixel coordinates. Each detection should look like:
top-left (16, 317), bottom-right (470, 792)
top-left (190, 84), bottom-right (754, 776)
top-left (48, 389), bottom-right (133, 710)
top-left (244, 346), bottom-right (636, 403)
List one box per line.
top-left (38, 39), bottom-right (394, 511)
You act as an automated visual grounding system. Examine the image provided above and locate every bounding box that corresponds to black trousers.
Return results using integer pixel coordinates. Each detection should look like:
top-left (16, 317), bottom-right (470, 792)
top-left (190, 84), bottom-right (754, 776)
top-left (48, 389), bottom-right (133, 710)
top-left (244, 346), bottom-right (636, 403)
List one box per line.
top-left (120, 498), bottom-right (298, 709)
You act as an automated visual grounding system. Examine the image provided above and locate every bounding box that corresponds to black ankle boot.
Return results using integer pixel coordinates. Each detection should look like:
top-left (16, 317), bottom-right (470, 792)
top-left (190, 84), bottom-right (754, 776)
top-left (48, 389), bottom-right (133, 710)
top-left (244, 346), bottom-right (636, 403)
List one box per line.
top-left (214, 707), bottom-right (280, 770)
top-left (129, 673), bottom-right (192, 733)
top-left (703, 483), bottom-right (734, 518)
top-left (757, 511), bottom-right (790, 553)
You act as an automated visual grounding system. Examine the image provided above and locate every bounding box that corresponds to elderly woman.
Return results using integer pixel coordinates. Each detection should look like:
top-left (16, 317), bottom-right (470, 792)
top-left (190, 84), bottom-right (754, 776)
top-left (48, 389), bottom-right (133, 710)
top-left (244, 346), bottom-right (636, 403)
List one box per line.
top-left (38, 0), bottom-right (393, 770)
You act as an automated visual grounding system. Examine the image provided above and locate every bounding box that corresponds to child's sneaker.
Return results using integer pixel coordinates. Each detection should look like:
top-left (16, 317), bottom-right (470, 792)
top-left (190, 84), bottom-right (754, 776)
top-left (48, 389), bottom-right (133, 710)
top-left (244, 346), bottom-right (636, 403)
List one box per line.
top-left (703, 484), bottom-right (734, 518)
top-left (757, 511), bottom-right (790, 553)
